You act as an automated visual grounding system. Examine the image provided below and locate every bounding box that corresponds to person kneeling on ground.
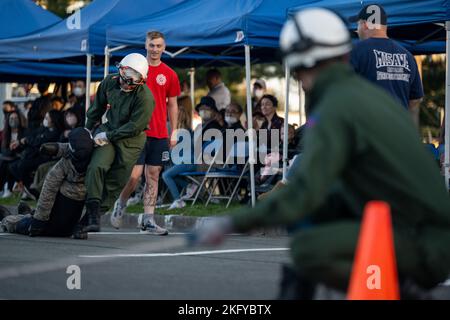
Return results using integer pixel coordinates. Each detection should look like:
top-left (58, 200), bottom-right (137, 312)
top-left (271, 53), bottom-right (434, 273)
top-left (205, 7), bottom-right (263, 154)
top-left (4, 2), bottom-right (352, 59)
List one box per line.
top-left (0, 128), bottom-right (94, 239)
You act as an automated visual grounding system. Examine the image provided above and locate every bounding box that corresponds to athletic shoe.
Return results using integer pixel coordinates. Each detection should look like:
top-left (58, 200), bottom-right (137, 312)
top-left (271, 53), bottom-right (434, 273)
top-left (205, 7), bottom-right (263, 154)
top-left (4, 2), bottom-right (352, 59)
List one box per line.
top-left (1, 189), bottom-right (12, 199)
top-left (168, 199), bottom-right (186, 210)
top-left (137, 214), bottom-right (168, 236)
top-left (110, 199), bottom-right (126, 229)
top-left (181, 183), bottom-right (198, 200)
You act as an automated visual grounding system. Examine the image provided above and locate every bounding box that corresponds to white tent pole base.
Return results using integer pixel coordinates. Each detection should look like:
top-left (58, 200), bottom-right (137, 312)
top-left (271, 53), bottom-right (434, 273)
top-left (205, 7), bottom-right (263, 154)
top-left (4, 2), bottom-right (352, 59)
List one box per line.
top-left (444, 21), bottom-right (450, 190)
top-left (282, 64), bottom-right (290, 182)
top-left (245, 45), bottom-right (256, 207)
top-left (85, 54), bottom-right (92, 116)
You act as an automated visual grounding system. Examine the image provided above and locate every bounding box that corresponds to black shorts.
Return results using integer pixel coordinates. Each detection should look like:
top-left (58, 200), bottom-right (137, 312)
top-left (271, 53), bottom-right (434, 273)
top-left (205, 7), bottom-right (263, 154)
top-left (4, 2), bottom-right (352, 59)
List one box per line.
top-left (136, 137), bottom-right (170, 166)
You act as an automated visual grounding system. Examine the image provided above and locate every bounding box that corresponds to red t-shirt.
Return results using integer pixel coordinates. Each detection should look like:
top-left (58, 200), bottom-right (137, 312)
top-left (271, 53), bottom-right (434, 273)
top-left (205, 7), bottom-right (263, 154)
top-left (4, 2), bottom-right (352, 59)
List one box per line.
top-left (145, 62), bottom-right (181, 138)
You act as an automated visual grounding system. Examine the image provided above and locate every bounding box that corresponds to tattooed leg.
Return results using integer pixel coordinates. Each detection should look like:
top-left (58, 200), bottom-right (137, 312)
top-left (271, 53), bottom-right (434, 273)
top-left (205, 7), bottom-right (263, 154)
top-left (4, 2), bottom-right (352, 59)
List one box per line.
top-left (143, 165), bottom-right (162, 214)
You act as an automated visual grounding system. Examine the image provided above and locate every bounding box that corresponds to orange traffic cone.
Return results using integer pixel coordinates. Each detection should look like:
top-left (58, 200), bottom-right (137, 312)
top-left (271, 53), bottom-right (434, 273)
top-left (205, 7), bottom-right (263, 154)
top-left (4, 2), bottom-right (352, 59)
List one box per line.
top-left (347, 201), bottom-right (400, 300)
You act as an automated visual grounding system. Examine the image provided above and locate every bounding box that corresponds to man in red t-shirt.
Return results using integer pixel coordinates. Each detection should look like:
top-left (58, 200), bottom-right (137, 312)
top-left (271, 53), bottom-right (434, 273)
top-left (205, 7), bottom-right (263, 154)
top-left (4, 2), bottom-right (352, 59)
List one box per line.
top-left (111, 31), bottom-right (180, 235)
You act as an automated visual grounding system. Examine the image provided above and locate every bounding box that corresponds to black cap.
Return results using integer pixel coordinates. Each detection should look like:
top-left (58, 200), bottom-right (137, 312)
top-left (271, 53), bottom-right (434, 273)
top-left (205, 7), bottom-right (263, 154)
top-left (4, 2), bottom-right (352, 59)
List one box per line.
top-left (349, 4), bottom-right (387, 25)
top-left (195, 96), bottom-right (218, 113)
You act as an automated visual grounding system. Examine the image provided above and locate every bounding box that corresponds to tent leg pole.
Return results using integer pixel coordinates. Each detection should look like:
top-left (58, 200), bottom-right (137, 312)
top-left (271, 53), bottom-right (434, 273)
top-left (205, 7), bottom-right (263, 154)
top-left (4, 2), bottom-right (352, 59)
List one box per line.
top-left (85, 54), bottom-right (92, 116)
top-left (282, 64), bottom-right (290, 182)
top-left (299, 80), bottom-right (304, 125)
top-left (245, 45), bottom-right (256, 207)
top-left (190, 67), bottom-right (195, 128)
top-left (445, 21), bottom-right (450, 190)
top-left (104, 46), bottom-right (110, 78)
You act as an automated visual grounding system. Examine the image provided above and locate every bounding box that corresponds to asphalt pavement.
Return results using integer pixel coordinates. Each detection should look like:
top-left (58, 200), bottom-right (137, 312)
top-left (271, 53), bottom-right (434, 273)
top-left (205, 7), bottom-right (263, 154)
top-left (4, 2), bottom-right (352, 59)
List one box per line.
top-left (0, 229), bottom-right (290, 299)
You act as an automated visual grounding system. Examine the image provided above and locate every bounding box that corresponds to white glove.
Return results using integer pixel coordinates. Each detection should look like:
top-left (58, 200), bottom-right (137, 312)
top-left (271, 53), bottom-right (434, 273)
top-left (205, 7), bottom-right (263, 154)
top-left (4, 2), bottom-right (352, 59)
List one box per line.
top-left (94, 132), bottom-right (109, 146)
top-left (193, 216), bottom-right (233, 246)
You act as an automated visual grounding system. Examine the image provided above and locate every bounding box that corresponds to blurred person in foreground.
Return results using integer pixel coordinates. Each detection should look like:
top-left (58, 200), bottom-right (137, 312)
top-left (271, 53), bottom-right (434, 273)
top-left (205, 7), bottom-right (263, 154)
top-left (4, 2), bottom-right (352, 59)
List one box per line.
top-left (195, 8), bottom-right (450, 299)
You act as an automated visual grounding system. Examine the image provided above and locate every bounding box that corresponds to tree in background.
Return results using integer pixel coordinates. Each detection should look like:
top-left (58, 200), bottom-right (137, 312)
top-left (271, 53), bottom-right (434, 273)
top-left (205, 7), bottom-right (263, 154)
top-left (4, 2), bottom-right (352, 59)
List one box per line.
top-left (420, 55), bottom-right (445, 142)
top-left (34, 0), bottom-right (91, 18)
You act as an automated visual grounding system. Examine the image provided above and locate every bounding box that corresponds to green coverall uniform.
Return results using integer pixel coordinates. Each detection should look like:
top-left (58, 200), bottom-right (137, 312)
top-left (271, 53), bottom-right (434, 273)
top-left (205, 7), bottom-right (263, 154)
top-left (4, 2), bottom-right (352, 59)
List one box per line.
top-left (85, 74), bottom-right (154, 213)
top-left (232, 63), bottom-right (450, 290)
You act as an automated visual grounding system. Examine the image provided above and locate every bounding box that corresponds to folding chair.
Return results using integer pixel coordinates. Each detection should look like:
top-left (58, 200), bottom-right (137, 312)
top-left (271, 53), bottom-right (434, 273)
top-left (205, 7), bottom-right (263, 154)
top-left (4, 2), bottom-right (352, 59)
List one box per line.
top-left (169, 138), bottom-right (223, 206)
top-left (195, 141), bottom-right (250, 208)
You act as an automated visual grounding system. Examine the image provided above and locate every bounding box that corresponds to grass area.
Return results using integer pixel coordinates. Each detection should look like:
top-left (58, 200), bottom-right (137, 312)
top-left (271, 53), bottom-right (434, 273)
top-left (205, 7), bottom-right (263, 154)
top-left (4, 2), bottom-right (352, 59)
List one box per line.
top-left (0, 193), bottom-right (243, 217)
top-left (0, 193), bottom-right (36, 207)
top-left (126, 202), bottom-right (243, 217)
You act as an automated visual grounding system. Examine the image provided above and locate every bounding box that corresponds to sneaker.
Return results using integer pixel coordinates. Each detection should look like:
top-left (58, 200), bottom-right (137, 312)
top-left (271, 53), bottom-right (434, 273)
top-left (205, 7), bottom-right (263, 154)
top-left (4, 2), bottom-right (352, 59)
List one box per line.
top-left (110, 199), bottom-right (126, 229)
top-left (168, 199), bottom-right (186, 210)
top-left (1, 189), bottom-right (12, 199)
top-left (181, 183), bottom-right (198, 200)
top-left (137, 214), bottom-right (168, 236)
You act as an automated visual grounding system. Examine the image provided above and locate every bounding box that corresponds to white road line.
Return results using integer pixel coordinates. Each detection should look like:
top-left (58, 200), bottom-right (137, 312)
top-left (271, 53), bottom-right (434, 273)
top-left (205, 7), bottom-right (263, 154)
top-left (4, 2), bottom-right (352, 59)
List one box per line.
top-left (90, 232), bottom-right (189, 235)
top-left (80, 248), bottom-right (289, 258)
top-left (89, 232), bottom-right (242, 236)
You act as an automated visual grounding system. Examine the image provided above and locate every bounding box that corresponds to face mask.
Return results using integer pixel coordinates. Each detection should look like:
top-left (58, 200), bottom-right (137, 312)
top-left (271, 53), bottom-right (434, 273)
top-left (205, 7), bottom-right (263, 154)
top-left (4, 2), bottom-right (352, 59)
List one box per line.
top-left (66, 115), bottom-right (78, 128)
top-left (73, 87), bottom-right (85, 97)
top-left (43, 118), bottom-right (49, 128)
top-left (254, 89), bottom-right (264, 99)
top-left (199, 110), bottom-right (212, 121)
top-left (225, 116), bottom-right (238, 125)
top-left (9, 118), bottom-right (19, 129)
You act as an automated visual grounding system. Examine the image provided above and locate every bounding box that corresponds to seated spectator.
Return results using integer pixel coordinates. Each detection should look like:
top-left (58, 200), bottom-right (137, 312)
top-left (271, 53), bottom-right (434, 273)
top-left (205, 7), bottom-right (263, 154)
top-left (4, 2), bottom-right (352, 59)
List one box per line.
top-left (162, 104), bottom-right (196, 210)
top-left (260, 94), bottom-right (284, 131)
top-left (9, 110), bottom-right (64, 199)
top-left (60, 108), bottom-right (83, 143)
top-left (252, 111), bottom-right (266, 130)
top-left (29, 107), bottom-right (82, 197)
top-left (258, 94), bottom-right (284, 154)
top-left (223, 102), bottom-right (244, 131)
top-left (222, 102), bottom-right (245, 163)
top-left (0, 110), bottom-right (27, 198)
top-left (0, 128), bottom-right (94, 239)
top-left (258, 124), bottom-right (299, 185)
top-left (196, 96), bottom-right (223, 133)
top-left (2, 100), bottom-right (18, 115)
top-left (162, 97), bottom-right (223, 210)
top-left (27, 82), bottom-right (52, 130)
top-left (1, 100), bottom-right (18, 147)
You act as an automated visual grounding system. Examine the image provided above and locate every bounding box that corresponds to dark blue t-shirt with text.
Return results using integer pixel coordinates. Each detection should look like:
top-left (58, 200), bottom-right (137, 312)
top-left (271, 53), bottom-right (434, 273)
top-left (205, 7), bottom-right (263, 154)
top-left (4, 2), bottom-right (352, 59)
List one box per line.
top-left (350, 38), bottom-right (424, 109)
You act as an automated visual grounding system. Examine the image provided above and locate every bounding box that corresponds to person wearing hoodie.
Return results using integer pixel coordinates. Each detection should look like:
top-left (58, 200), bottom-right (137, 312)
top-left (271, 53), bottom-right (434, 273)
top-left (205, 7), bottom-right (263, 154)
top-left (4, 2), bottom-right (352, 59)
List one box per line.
top-left (0, 127), bottom-right (94, 239)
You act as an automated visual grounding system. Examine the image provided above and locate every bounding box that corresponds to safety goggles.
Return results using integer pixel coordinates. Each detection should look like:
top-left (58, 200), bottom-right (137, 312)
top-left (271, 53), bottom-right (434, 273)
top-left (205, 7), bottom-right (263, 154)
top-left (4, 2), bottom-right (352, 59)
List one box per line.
top-left (116, 63), bottom-right (145, 86)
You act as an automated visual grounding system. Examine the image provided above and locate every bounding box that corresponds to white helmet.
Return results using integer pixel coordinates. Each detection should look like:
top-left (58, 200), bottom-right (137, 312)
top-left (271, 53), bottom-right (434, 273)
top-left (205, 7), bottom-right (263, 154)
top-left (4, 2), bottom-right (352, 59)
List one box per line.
top-left (117, 53), bottom-right (148, 80)
top-left (280, 8), bottom-right (352, 69)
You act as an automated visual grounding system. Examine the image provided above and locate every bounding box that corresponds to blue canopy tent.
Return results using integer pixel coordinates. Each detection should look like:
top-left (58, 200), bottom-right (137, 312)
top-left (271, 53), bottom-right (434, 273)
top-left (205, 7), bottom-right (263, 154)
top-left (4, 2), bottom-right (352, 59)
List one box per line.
top-left (0, 0), bottom-right (118, 82)
top-left (0, 0), bottom-right (184, 60)
top-left (0, 0), bottom-right (185, 107)
top-left (106, 0), bottom-right (315, 206)
top-left (287, 0), bottom-right (450, 189)
top-left (0, 0), bottom-right (60, 39)
top-left (287, 0), bottom-right (447, 53)
top-left (107, 0), bottom-right (450, 199)
top-left (0, 61), bottom-right (116, 82)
